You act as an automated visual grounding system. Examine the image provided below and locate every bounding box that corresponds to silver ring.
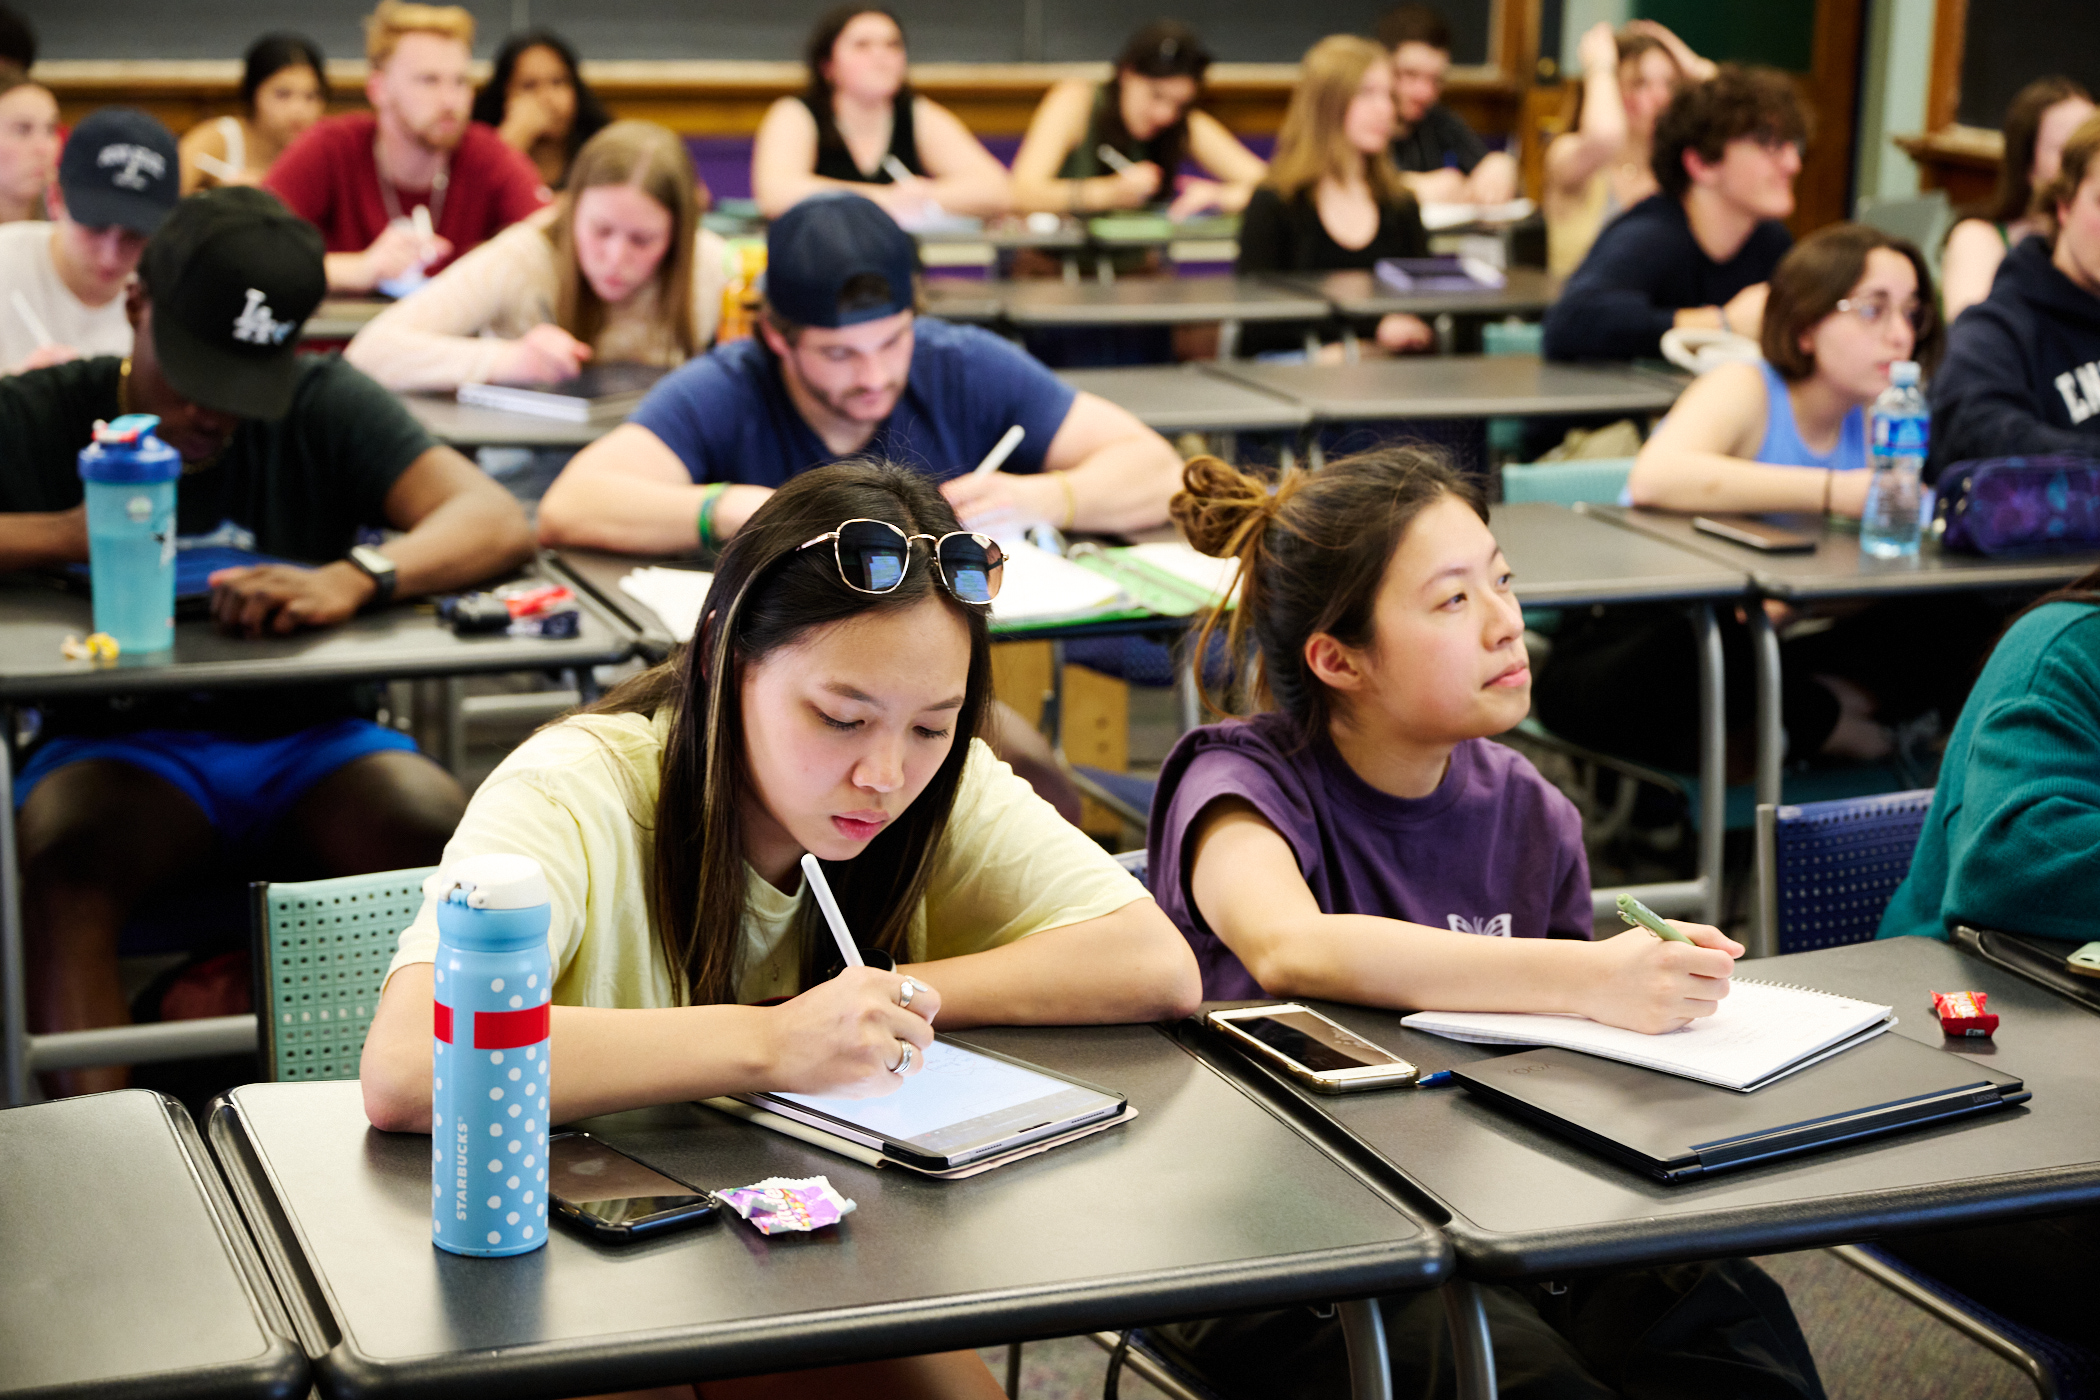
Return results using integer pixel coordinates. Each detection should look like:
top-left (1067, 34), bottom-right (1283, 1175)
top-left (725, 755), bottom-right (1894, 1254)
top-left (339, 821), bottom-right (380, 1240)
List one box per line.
top-left (897, 977), bottom-right (919, 1009)
top-left (889, 1041), bottom-right (916, 1076)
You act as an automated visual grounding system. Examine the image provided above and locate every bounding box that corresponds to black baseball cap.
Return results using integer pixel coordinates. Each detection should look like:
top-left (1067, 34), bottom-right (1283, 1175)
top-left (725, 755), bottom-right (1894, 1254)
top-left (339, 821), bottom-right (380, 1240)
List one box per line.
top-left (140, 187), bottom-right (326, 421)
top-left (58, 107), bottom-right (179, 235)
top-left (764, 193), bottom-right (917, 329)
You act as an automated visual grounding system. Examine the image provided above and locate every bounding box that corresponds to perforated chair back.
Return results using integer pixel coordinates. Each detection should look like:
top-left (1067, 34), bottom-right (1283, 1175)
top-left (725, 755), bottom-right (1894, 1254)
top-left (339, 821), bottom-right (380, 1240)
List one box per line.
top-left (1499, 459), bottom-right (1634, 506)
top-left (253, 867), bottom-right (435, 1081)
top-left (1755, 791), bottom-right (1932, 956)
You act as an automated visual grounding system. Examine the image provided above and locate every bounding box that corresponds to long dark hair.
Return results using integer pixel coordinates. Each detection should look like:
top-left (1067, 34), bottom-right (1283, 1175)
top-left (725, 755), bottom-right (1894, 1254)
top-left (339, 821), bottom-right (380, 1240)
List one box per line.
top-left (471, 28), bottom-right (613, 183)
top-left (242, 33), bottom-right (327, 116)
top-left (584, 460), bottom-right (993, 1007)
top-left (1974, 75), bottom-right (2092, 227)
top-left (803, 7), bottom-right (910, 160)
top-left (1100, 20), bottom-right (1212, 179)
top-left (1173, 446), bottom-right (1486, 739)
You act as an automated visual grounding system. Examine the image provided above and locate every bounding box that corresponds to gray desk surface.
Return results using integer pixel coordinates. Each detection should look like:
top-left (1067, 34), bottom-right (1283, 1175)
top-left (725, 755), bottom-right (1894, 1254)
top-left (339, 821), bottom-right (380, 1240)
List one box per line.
top-left (998, 275), bottom-right (1330, 326)
top-left (1057, 364), bottom-right (1310, 434)
top-left (545, 548), bottom-right (695, 656)
top-left (212, 1024), bottom-right (1448, 1399)
top-left (303, 298), bottom-right (388, 342)
top-left (1203, 355), bottom-right (1687, 422)
top-left (0, 1091), bottom-right (306, 1399)
top-left (0, 563), bottom-right (636, 700)
top-left (1491, 502), bottom-right (1749, 608)
top-left (1268, 267), bottom-right (1560, 320)
top-left (1581, 504), bottom-right (2100, 602)
top-left (401, 395), bottom-right (612, 450)
top-left (920, 280), bottom-right (1008, 324)
top-left (1190, 937), bottom-right (2100, 1280)
top-left (915, 215), bottom-right (1089, 251)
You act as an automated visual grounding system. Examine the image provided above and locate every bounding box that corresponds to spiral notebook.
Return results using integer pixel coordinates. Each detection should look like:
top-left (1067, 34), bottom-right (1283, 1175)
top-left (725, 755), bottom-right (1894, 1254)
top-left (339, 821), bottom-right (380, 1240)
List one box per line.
top-left (1401, 979), bottom-right (1897, 1092)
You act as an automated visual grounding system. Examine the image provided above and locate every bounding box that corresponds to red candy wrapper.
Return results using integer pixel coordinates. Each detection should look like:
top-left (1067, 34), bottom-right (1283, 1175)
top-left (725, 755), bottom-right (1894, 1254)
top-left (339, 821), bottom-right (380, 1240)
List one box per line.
top-left (717, 1176), bottom-right (857, 1235)
top-left (1930, 990), bottom-right (1998, 1038)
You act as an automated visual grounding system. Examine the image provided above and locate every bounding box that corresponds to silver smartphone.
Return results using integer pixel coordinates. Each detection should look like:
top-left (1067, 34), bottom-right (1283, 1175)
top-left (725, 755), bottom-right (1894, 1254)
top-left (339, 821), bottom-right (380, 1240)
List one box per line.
top-left (1206, 1003), bottom-right (1418, 1093)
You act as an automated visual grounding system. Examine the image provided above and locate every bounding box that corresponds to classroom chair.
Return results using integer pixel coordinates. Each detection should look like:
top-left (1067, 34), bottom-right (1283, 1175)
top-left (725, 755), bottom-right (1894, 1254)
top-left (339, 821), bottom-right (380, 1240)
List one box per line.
top-left (254, 868), bottom-right (432, 1082)
top-left (1752, 790), bottom-right (1933, 957)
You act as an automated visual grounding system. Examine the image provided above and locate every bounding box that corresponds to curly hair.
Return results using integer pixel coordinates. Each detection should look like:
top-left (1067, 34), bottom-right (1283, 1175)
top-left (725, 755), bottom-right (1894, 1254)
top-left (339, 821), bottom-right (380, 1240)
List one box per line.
top-left (1651, 64), bottom-right (1809, 201)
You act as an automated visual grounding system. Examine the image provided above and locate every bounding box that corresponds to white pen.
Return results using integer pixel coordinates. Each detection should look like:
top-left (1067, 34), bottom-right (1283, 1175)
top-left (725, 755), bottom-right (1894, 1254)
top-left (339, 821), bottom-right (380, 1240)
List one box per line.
top-left (193, 151), bottom-right (242, 183)
top-left (800, 852), bottom-right (863, 969)
top-left (10, 290), bottom-right (51, 348)
top-left (1096, 143), bottom-right (1135, 175)
top-left (881, 155), bottom-right (914, 184)
top-left (972, 424), bottom-right (1025, 477)
top-left (411, 203), bottom-right (435, 255)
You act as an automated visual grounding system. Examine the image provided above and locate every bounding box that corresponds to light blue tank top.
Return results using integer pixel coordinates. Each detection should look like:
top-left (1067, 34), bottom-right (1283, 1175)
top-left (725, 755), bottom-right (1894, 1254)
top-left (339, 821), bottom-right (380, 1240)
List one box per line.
top-left (1754, 360), bottom-right (1868, 471)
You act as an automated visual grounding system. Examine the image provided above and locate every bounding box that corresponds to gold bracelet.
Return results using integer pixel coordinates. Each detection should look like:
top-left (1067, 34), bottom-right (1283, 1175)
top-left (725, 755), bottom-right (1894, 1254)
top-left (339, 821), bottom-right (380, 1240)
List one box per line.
top-left (1056, 471), bottom-right (1077, 531)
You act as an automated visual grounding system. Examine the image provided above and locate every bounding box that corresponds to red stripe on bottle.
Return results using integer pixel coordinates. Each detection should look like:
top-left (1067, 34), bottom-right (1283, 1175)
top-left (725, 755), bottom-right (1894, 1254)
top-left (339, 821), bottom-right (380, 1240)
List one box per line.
top-left (433, 1002), bottom-right (454, 1044)
top-left (473, 1004), bottom-right (550, 1049)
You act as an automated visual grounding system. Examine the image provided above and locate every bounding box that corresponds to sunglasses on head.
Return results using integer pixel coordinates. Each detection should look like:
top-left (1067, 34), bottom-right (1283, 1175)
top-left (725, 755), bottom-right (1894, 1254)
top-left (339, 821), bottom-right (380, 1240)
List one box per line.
top-left (796, 519), bottom-right (1004, 605)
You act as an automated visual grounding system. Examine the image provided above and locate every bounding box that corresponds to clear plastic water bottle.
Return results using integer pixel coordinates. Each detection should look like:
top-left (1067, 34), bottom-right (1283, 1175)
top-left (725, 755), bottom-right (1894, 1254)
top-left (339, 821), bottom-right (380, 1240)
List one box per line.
top-left (430, 854), bottom-right (552, 1258)
top-left (77, 414), bottom-right (181, 652)
top-left (1862, 360), bottom-right (1930, 559)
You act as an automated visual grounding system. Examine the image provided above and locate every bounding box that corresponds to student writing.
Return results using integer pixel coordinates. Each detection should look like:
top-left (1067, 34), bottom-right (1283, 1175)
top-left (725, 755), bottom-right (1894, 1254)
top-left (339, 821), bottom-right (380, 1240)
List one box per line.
top-left (363, 459), bottom-right (1199, 1399)
top-left (178, 34), bottom-right (327, 194)
top-left (751, 6), bottom-right (1011, 224)
top-left (346, 121), bottom-right (730, 394)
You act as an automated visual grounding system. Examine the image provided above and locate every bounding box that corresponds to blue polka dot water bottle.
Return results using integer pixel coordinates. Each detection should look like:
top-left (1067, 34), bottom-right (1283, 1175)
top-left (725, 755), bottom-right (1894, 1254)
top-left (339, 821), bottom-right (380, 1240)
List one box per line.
top-left (428, 853), bottom-right (552, 1258)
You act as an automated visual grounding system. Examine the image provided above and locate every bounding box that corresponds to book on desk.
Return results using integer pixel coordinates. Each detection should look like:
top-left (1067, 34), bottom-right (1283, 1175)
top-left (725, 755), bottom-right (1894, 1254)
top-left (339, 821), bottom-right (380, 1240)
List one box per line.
top-left (457, 363), bottom-right (669, 422)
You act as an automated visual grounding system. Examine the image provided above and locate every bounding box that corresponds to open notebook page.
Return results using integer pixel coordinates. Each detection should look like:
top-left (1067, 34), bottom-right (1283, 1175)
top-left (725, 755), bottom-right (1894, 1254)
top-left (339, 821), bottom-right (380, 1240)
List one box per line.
top-left (1401, 979), bottom-right (1896, 1092)
top-left (987, 538), bottom-right (1124, 625)
top-left (619, 566), bottom-right (712, 641)
top-left (1119, 543), bottom-right (1241, 605)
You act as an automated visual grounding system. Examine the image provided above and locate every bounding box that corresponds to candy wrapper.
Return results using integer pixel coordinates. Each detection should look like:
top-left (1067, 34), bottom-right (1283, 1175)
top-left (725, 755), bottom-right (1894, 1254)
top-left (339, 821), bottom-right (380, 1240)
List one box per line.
top-left (717, 1176), bottom-right (857, 1235)
top-left (1931, 989), bottom-right (1999, 1038)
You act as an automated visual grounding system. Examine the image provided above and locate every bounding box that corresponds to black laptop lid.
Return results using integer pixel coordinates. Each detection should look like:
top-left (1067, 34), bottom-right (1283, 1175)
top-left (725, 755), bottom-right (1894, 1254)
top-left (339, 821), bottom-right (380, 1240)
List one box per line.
top-left (1455, 1034), bottom-right (2028, 1181)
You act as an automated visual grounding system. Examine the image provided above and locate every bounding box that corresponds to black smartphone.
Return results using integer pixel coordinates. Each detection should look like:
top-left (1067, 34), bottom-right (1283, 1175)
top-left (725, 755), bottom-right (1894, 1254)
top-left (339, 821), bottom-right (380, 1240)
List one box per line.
top-left (547, 1132), bottom-right (719, 1241)
top-left (1692, 515), bottom-right (1819, 553)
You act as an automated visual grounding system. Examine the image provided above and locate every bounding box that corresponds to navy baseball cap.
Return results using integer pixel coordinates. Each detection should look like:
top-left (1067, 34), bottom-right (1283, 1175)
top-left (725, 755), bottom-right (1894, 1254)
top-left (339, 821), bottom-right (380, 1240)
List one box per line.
top-left (764, 193), bottom-right (917, 329)
top-left (58, 107), bottom-right (180, 236)
top-left (141, 187), bottom-right (326, 421)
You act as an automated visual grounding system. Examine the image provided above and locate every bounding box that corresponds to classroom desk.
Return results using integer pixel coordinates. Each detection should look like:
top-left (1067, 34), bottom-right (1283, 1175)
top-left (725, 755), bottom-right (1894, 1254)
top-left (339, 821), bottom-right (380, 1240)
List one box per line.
top-left (1266, 267), bottom-right (1559, 324)
top-left (303, 298), bottom-right (388, 342)
top-left (1203, 355), bottom-right (1686, 426)
top-left (919, 279), bottom-right (1008, 324)
top-left (1187, 935), bottom-right (2100, 1400)
top-left (399, 395), bottom-right (611, 451)
top-left (1057, 364), bottom-right (1311, 435)
top-left (0, 570), bottom-right (640, 1105)
top-left (0, 1090), bottom-right (307, 1399)
top-left (209, 1024), bottom-right (1451, 1399)
top-left (1577, 505), bottom-right (2100, 824)
top-left (995, 275), bottom-right (1331, 334)
top-left (1491, 503), bottom-right (1750, 925)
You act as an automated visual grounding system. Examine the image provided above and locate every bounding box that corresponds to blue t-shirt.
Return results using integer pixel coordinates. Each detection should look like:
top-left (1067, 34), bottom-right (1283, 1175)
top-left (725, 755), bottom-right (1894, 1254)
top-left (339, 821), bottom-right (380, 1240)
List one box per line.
top-left (628, 316), bottom-right (1078, 488)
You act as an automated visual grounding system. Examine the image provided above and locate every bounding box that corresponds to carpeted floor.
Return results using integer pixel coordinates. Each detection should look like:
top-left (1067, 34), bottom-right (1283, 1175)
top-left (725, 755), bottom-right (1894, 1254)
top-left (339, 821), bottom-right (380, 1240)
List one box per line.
top-left (978, 1250), bottom-right (2038, 1399)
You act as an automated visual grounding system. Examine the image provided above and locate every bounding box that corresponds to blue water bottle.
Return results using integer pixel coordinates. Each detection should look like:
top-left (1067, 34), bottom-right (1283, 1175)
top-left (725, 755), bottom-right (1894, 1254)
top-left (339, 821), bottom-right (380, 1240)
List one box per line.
top-left (429, 854), bottom-right (553, 1258)
top-left (1862, 360), bottom-right (1930, 559)
top-left (77, 414), bottom-right (182, 653)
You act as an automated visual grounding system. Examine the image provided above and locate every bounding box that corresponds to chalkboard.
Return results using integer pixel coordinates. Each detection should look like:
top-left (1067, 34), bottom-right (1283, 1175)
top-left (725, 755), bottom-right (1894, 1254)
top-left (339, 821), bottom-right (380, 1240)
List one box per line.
top-left (1956, 0), bottom-right (2100, 130)
top-left (17, 0), bottom-right (1497, 66)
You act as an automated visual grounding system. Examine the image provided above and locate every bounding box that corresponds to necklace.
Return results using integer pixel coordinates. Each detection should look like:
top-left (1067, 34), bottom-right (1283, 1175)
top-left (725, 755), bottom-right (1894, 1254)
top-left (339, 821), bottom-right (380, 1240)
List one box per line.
top-left (373, 133), bottom-right (449, 229)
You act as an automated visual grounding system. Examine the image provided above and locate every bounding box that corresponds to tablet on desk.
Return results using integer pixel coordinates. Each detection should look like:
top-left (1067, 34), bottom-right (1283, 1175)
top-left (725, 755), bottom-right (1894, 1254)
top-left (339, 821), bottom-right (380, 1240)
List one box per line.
top-left (740, 1039), bottom-right (1126, 1171)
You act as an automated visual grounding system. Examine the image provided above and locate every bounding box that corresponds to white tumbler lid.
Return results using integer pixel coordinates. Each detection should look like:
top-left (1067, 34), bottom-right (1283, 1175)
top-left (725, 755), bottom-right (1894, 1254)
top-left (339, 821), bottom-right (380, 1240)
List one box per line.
top-left (424, 853), bottom-right (549, 910)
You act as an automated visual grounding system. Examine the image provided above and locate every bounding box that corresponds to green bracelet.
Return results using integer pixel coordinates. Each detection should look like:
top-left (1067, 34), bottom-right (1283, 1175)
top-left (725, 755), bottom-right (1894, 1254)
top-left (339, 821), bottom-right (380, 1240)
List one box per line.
top-left (696, 482), bottom-right (727, 551)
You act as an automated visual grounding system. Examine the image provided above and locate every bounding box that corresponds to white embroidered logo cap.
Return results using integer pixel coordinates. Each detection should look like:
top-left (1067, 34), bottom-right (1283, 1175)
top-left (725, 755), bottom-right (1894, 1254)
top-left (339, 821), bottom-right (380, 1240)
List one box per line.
top-left (230, 288), bottom-right (294, 346)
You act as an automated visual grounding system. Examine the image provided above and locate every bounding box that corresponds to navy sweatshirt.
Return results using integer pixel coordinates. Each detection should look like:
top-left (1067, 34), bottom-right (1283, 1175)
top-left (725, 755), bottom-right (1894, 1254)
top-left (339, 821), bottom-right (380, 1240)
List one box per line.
top-left (1930, 236), bottom-right (2100, 479)
top-left (1541, 194), bottom-right (1791, 361)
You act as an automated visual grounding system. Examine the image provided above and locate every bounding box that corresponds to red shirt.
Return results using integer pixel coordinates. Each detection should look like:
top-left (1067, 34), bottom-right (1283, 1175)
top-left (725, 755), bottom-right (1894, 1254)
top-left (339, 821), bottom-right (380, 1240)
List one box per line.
top-left (264, 113), bottom-right (549, 274)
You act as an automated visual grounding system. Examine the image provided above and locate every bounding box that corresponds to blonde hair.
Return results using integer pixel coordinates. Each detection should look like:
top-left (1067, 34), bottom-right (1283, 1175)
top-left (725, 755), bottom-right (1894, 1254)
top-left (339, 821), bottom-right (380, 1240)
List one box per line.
top-left (548, 121), bottom-right (707, 360)
top-left (365, 1), bottom-right (474, 66)
top-left (1264, 35), bottom-right (1409, 205)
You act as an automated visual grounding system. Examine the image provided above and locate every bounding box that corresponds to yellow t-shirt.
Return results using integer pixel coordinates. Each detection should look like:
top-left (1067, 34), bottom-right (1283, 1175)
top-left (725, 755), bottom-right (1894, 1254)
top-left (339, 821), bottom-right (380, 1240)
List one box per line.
top-left (387, 708), bottom-right (1148, 1006)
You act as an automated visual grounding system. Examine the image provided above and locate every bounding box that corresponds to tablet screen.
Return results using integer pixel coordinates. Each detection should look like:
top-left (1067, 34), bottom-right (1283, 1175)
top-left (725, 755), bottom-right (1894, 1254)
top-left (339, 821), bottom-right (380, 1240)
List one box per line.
top-left (766, 1040), bottom-right (1120, 1161)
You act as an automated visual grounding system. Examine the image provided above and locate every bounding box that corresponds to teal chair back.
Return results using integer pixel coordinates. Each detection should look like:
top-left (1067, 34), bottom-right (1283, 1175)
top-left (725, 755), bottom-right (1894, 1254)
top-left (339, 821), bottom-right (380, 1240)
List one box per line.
top-left (1500, 458), bottom-right (1634, 507)
top-left (253, 867), bottom-right (435, 1082)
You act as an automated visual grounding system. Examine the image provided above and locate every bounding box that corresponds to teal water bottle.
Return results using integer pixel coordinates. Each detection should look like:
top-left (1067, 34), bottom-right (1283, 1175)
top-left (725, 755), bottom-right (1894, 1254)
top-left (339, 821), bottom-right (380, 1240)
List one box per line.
top-left (77, 414), bottom-right (182, 652)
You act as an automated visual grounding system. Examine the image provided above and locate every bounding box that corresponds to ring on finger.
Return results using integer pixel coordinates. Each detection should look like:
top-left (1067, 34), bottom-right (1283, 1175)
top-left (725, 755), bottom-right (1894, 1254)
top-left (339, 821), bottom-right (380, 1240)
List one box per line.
top-left (889, 1040), bottom-right (916, 1076)
top-left (897, 976), bottom-right (919, 1010)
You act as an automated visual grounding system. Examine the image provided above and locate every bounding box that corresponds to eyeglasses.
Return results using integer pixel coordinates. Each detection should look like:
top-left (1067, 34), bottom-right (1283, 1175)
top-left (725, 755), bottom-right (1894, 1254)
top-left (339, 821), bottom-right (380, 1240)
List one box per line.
top-left (796, 519), bottom-right (1004, 606)
top-left (1833, 294), bottom-right (1928, 334)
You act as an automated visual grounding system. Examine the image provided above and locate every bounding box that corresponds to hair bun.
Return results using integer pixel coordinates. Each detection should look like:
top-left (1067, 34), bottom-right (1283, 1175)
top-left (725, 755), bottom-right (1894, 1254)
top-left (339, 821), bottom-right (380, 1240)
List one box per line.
top-left (1172, 454), bottom-right (1277, 559)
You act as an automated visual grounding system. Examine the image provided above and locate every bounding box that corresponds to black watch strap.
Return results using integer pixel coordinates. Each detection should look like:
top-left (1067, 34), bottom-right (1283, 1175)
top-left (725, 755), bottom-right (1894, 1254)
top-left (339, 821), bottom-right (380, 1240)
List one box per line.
top-left (346, 545), bottom-right (398, 607)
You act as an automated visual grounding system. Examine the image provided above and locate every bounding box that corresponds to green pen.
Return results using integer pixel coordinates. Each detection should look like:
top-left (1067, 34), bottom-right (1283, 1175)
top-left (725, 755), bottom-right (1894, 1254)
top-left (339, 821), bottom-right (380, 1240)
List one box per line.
top-left (1617, 893), bottom-right (1695, 944)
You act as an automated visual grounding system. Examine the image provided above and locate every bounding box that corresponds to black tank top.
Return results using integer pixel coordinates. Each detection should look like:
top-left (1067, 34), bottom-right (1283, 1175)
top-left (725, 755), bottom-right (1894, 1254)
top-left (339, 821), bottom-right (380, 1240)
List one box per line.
top-left (1056, 82), bottom-right (1186, 186)
top-left (803, 88), bottom-right (923, 183)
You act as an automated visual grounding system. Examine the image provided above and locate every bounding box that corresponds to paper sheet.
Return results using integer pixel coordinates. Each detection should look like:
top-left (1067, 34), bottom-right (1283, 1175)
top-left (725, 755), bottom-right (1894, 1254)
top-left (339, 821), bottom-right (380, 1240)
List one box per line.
top-left (1120, 542), bottom-right (1241, 604)
top-left (987, 538), bottom-right (1124, 625)
top-left (619, 566), bottom-right (713, 641)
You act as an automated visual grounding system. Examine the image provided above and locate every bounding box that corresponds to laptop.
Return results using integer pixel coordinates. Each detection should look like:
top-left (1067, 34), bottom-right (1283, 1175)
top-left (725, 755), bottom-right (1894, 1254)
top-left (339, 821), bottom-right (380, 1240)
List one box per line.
top-left (1454, 1034), bottom-right (2029, 1182)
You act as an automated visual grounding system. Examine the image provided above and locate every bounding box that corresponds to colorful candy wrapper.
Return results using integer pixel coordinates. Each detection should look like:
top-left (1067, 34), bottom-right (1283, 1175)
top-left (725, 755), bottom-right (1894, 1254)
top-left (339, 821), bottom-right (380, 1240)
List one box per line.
top-left (1930, 989), bottom-right (1999, 1038)
top-left (718, 1176), bottom-right (857, 1235)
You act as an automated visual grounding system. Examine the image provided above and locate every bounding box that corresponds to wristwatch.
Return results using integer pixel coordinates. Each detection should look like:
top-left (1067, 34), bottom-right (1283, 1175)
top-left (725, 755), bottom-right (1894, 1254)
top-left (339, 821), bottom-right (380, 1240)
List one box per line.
top-left (345, 544), bottom-right (398, 608)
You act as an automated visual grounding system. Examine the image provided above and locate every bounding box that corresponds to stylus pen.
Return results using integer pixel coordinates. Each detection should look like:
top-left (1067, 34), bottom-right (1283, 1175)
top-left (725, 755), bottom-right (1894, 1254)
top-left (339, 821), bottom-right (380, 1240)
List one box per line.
top-left (1095, 143), bottom-right (1136, 174)
top-left (972, 424), bottom-right (1025, 476)
top-left (882, 155), bottom-right (915, 184)
top-left (801, 852), bottom-right (863, 969)
top-left (1417, 1070), bottom-right (1455, 1088)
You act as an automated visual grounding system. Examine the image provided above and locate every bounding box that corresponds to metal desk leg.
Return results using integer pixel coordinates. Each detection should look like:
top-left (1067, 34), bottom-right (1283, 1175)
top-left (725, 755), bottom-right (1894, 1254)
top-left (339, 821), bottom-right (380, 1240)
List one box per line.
top-left (1441, 1280), bottom-right (1498, 1400)
top-left (1694, 604), bottom-right (1726, 926)
top-left (0, 737), bottom-right (26, 1106)
top-left (1338, 1298), bottom-right (1394, 1400)
top-left (1748, 604), bottom-right (1784, 815)
top-left (1444, 1284), bottom-right (1495, 1393)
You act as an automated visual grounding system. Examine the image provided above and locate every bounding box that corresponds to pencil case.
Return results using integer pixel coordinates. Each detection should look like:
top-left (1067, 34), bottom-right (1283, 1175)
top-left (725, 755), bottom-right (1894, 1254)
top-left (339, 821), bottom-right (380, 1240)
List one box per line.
top-left (1936, 455), bottom-right (2100, 555)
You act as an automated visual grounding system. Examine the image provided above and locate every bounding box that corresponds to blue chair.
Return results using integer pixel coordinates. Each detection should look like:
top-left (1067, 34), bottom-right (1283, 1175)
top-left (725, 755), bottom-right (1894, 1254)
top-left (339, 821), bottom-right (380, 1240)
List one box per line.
top-left (1753, 789), bottom-right (1934, 955)
top-left (1499, 457), bottom-right (1633, 508)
